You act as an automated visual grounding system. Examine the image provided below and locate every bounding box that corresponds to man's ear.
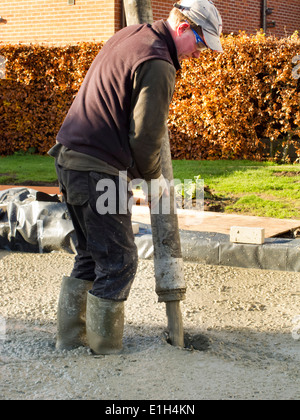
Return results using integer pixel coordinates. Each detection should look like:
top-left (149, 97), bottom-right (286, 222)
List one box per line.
top-left (177, 21), bottom-right (190, 36)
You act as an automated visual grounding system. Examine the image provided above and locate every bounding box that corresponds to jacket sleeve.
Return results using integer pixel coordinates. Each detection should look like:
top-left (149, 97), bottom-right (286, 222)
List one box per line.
top-left (129, 59), bottom-right (176, 181)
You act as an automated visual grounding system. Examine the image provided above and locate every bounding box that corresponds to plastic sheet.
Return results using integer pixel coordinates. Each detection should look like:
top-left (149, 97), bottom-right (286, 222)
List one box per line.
top-left (0, 188), bottom-right (75, 253)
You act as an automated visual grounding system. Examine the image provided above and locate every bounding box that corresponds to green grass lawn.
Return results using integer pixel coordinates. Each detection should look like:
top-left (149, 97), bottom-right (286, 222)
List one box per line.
top-left (172, 160), bottom-right (300, 219)
top-left (0, 154), bottom-right (58, 185)
top-left (1, 155), bottom-right (300, 219)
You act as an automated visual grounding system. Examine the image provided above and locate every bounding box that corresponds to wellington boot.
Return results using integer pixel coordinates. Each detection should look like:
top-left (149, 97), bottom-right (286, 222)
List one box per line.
top-left (56, 276), bottom-right (93, 351)
top-left (86, 291), bottom-right (124, 355)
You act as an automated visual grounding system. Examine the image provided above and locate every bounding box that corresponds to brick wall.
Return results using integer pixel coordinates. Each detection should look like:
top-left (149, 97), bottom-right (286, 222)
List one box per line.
top-left (0, 0), bottom-right (299, 45)
top-left (267, 0), bottom-right (300, 38)
top-left (0, 0), bottom-right (122, 44)
top-left (153, 0), bottom-right (300, 38)
top-left (214, 0), bottom-right (262, 35)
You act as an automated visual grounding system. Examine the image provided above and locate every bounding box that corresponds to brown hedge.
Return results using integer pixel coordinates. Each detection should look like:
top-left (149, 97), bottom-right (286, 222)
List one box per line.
top-left (0, 33), bottom-right (299, 160)
top-left (169, 32), bottom-right (300, 161)
top-left (0, 43), bottom-right (103, 155)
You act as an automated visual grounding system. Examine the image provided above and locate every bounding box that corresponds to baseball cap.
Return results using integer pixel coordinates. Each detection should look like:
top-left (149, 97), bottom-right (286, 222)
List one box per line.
top-left (173, 0), bottom-right (223, 52)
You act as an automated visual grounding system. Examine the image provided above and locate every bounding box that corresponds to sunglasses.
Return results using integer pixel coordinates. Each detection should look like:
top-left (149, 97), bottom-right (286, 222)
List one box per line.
top-left (190, 27), bottom-right (208, 51)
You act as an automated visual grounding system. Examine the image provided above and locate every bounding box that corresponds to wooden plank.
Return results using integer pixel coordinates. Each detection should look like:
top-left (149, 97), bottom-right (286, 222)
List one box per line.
top-left (132, 206), bottom-right (300, 238)
top-left (0, 185), bottom-right (145, 205)
top-left (0, 185), bottom-right (61, 195)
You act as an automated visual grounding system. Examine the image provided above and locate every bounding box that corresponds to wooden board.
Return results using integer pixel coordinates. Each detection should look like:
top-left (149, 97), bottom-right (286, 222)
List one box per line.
top-left (0, 185), bottom-right (61, 195)
top-left (132, 205), bottom-right (300, 238)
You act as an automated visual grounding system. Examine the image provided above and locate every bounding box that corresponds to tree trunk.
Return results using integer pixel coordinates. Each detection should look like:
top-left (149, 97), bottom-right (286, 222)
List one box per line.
top-left (123, 0), bottom-right (153, 25)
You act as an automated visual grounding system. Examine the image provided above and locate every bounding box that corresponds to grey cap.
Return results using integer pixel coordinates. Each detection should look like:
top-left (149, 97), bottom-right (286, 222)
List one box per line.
top-left (174, 0), bottom-right (223, 52)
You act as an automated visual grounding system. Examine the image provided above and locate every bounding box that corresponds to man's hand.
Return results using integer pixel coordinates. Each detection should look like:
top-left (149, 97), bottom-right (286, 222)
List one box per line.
top-left (144, 174), bottom-right (169, 210)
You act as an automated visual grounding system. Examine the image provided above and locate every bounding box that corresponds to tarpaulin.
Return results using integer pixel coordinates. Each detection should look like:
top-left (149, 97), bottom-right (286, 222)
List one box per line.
top-left (0, 188), bottom-right (75, 253)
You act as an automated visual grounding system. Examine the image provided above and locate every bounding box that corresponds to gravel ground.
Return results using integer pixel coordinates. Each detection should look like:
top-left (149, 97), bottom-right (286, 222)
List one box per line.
top-left (0, 250), bottom-right (299, 400)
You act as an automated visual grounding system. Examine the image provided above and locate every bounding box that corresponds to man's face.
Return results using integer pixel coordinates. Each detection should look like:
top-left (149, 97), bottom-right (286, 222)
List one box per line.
top-left (175, 22), bottom-right (206, 60)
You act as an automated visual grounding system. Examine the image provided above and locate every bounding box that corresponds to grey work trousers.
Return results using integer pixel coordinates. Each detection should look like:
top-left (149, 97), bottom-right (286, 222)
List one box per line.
top-left (55, 163), bottom-right (138, 301)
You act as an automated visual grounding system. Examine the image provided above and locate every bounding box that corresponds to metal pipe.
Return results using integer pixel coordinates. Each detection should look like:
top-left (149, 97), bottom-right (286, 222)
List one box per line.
top-left (122, 0), bottom-right (185, 348)
top-left (150, 132), bottom-right (186, 348)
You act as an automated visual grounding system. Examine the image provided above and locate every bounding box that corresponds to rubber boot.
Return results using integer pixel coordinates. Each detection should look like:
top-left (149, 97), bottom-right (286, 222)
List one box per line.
top-left (56, 276), bottom-right (93, 350)
top-left (86, 291), bottom-right (124, 355)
